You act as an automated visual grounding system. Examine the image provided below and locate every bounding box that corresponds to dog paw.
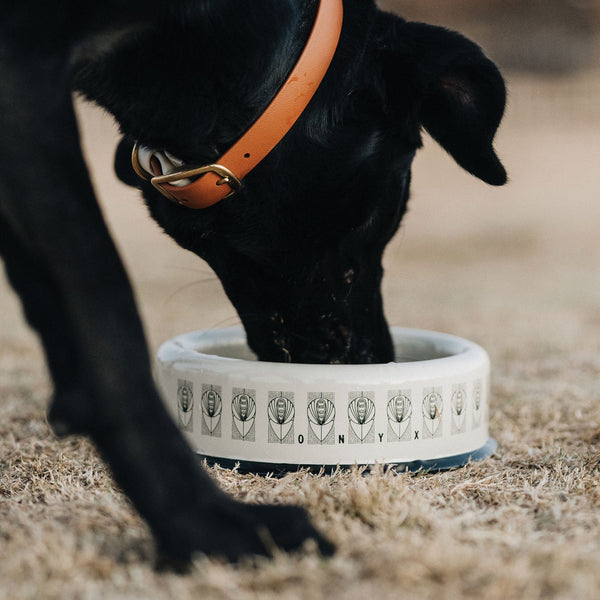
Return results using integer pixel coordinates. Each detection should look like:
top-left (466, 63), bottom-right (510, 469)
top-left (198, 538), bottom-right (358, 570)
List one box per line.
top-left (242, 503), bottom-right (335, 557)
top-left (156, 499), bottom-right (334, 568)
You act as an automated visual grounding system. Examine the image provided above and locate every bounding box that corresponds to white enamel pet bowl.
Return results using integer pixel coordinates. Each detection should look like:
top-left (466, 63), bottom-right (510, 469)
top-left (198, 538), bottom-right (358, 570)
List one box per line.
top-left (156, 326), bottom-right (496, 473)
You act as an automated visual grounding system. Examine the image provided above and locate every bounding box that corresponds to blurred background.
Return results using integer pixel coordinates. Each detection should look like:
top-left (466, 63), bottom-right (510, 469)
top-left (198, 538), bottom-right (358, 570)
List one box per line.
top-left (381, 0), bottom-right (600, 74)
top-left (374, 0), bottom-right (600, 354)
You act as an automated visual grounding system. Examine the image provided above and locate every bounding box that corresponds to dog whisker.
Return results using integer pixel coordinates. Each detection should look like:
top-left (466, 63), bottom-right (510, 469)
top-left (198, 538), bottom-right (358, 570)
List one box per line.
top-left (164, 265), bottom-right (219, 277)
top-left (207, 315), bottom-right (243, 330)
top-left (160, 277), bottom-right (222, 309)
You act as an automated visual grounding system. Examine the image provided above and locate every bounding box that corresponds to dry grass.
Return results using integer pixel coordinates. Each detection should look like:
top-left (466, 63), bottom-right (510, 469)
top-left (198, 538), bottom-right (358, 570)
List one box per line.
top-left (2, 342), bottom-right (600, 600)
top-left (2, 66), bottom-right (600, 599)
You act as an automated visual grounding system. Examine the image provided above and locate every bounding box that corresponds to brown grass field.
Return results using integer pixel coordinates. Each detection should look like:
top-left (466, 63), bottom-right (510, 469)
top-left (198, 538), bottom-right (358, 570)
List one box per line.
top-left (1, 19), bottom-right (600, 600)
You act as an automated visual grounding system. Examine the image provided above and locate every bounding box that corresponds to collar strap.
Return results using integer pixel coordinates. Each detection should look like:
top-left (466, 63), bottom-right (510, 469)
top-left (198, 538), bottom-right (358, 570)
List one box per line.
top-left (132, 0), bottom-right (343, 209)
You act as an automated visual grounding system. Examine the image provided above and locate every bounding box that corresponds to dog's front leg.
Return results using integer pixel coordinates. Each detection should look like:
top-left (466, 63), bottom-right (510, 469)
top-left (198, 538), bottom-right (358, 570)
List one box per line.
top-left (0, 50), bottom-right (332, 566)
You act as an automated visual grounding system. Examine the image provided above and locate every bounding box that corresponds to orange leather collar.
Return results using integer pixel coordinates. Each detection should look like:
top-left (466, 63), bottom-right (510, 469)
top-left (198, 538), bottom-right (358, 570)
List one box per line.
top-left (132, 0), bottom-right (344, 209)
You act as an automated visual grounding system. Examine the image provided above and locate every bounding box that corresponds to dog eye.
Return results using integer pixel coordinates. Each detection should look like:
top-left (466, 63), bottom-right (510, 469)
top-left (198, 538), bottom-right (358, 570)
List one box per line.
top-left (136, 145), bottom-right (192, 187)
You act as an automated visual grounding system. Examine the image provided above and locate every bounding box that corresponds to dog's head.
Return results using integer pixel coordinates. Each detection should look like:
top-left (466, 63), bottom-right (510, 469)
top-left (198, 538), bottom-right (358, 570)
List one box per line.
top-left (77, 0), bottom-right (506, 364)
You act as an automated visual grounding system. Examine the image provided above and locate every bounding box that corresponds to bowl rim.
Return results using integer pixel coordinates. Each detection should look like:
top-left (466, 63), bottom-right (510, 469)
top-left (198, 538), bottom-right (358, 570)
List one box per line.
top-left (157, 325), bottom-right (489, 380)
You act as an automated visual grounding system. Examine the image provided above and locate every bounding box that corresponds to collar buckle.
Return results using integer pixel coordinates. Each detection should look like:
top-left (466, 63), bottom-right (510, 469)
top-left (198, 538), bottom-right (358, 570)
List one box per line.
top-left (151, 164), bottom-right (242, 204)
top-left (131, 143), bottom-right (242, 205)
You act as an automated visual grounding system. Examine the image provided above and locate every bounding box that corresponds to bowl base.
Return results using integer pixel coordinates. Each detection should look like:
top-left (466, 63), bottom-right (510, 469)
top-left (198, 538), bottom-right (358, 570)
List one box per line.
top-left (199, 438), bottom-right (497, 477)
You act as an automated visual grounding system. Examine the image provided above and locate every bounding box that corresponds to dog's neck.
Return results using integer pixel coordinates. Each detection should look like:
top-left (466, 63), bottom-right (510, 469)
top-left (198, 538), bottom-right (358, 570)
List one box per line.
top-left (73, 1), bottom-right (325, 155)
top-left (131, 0), bottom-right (343, 209)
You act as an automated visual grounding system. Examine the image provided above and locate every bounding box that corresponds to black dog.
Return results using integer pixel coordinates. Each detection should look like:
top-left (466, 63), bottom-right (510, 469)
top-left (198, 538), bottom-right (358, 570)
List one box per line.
top-left (0, 0), bottom-right (506, 566)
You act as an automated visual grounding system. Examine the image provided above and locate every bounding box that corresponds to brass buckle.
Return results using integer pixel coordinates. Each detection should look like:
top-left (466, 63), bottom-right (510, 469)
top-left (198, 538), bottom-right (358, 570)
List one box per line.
top-left (151, 164), bottom-right (242, 203)
top-left (131, 142), bottom-right (151, 181)
top-left (131, 143), bottom-right (242, 204)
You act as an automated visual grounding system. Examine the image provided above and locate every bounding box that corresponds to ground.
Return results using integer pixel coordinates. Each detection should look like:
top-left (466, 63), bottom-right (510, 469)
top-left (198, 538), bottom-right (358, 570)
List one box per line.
top-left (1, 65), bottom-right (600, 598)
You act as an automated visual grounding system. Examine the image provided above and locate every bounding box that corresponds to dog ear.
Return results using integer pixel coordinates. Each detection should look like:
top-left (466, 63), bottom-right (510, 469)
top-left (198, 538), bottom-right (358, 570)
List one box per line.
top-left (381, 20), bottom-right (507, 186)
top-left (114, 137), bottom-right (140, 187)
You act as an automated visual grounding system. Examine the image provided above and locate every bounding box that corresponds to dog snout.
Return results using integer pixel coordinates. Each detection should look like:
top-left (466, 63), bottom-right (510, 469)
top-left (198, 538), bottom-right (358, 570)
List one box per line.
top-left (248, 309), bottom-right (390, 365)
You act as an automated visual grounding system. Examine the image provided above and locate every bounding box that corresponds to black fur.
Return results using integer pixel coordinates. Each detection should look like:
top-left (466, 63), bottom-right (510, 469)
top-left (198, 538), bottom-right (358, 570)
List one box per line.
top-left (0, 0), bottom-right (505, 565)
